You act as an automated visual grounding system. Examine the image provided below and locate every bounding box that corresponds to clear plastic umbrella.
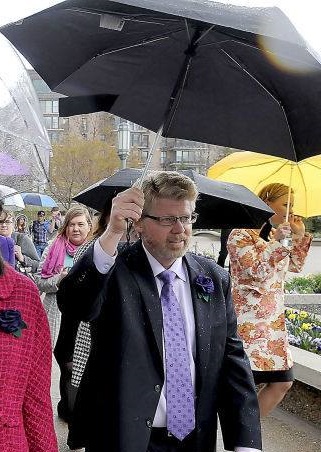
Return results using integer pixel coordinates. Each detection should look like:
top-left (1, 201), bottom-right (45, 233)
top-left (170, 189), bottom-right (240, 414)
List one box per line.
top-left (0, 184), bottom-right (25, 211)
top-left (0, 33), bottom-right (51, 193)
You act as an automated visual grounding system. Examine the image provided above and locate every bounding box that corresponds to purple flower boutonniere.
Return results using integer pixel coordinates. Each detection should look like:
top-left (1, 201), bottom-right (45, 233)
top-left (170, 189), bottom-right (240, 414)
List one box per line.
top-left (0, 310), bottom-right (27, 338)
top-left (195, 274), bottom-right (214, 302)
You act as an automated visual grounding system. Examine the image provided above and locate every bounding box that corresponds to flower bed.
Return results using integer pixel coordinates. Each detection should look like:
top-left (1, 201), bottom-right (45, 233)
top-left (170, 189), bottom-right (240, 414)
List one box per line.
top-left (285, 308), bottom-right (321, 355)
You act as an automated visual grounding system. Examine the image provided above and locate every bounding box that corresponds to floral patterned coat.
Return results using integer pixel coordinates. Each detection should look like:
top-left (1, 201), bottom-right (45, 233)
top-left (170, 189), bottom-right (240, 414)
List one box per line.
top-left (0, 264), bottom-right (58, 452)
top-left (227, 229), bottom-right (312, 372)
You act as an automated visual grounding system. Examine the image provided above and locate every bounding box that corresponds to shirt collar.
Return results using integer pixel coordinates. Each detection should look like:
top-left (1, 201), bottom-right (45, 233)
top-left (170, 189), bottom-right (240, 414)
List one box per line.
top-left (142, 243), bottom-right (187, 282)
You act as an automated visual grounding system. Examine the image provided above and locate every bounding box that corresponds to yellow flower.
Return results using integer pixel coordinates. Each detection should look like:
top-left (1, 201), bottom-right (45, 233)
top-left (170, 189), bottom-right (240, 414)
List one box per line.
top-left (299, 311), bottom-right (309, 318)
top-left (288, 313), bottom-right (297, 320)
top-left (285, 308), bottom-right (293, 314)
top-left (301, 323), bottom-right (312, 331)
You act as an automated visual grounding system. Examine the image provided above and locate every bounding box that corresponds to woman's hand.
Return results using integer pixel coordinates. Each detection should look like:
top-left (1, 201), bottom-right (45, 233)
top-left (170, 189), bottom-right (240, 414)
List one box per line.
top-left (289, 214), bottom-right (305, 236)
top-left (59, 268), bottom-right (70, 282)
top-left (273, 222), bottom-right (292, 242)
top-left (14, 245), bottom-right (24, 263)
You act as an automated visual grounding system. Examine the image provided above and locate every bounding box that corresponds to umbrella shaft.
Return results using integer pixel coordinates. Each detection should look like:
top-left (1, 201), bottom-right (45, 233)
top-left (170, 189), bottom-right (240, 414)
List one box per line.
top-left (138, 125), bottom-right (163, 188)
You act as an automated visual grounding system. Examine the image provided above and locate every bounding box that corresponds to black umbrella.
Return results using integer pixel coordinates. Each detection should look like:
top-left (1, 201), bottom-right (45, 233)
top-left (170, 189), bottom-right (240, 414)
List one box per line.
top-left (2, 0), bottom-right (321, 162)
top-left (73, 168), bottom-right (274, 229)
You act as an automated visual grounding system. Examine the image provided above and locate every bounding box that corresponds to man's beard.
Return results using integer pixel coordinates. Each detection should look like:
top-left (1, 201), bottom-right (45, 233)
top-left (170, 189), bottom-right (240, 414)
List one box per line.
top-left (143, 234), bottom-right (191, 262)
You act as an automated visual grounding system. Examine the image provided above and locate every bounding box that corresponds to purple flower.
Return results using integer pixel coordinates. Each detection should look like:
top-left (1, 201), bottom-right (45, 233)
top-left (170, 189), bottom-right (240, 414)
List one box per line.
top-left (0, 310), bottom-right (27, 338)
top-left (312, 338), bottom-right (321, 351)
top-left (312, 325), bottom-right (321, 333)
top-left (195, 274), bottom-right (214, 302)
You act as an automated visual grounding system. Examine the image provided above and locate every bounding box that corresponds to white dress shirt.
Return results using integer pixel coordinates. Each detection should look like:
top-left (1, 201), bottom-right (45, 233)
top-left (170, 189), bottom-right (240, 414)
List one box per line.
top-left (93, 239), bottom-right (261, 452)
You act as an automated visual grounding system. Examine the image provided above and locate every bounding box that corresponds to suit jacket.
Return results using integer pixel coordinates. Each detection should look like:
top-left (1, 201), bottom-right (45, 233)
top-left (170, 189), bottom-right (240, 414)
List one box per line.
top-left (58, 241), bottom-right (261, 452)
top-left (0, 265), bottom-right (58, 452)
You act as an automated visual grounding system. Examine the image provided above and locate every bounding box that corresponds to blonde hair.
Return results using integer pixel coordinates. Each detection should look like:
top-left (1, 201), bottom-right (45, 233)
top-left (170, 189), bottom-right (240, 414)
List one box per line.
top-left (257, 183), bottom-right (294, 203)
top-left (58, 206), bottom-right (92, 238)
top-left (134, 171), bottom-right (198, 213)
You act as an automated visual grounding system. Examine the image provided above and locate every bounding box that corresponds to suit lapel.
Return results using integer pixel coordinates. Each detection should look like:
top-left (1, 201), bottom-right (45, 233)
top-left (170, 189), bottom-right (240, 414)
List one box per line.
top-left (184, 253), bottom-right (213, 396)
top-left (126, 242), bottom-right (163, 361)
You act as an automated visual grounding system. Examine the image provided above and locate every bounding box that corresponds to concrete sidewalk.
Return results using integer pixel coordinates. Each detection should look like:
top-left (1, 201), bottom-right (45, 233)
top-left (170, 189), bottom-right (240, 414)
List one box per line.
top-left (52, 362), bottom-right (321, 451)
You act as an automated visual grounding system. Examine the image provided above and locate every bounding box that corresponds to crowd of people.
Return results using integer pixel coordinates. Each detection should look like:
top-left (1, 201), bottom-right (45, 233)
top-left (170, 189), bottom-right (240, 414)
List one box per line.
top-left (0, 172), bottom-right (312, 452)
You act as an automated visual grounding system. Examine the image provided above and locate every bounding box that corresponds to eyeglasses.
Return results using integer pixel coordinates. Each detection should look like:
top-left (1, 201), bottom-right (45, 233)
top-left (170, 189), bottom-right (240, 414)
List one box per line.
top-left (142, 212), bottom-right (198, 226)
top-left (0, 220), bottom-right (13, 225)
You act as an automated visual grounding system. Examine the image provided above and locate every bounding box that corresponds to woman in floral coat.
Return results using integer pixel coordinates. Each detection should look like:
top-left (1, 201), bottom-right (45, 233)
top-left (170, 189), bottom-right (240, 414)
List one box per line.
top-left (0, 253), bottom-right (58, 452)
top-left (227, 183), bottom-right (312, 417)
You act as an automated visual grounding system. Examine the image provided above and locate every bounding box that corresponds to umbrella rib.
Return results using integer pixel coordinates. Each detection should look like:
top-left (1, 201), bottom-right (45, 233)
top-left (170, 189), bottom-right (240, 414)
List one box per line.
top-left (217, 47), bottom-right (297, 161)
top-left (66, 7), bottom-right (180, 25)
top-left (184, 19), bottom-right (191, 43)
top-left (98, 34), bottom-right (173, 57)
top-left (303, 160), bottom-right (321, 170)
top-left (253, 160), bottom-right (290, 189)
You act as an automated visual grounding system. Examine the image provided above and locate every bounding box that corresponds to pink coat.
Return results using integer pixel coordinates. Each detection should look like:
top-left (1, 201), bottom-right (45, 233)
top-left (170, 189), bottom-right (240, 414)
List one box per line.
top-left (0, 264), bottom-right (58, 452)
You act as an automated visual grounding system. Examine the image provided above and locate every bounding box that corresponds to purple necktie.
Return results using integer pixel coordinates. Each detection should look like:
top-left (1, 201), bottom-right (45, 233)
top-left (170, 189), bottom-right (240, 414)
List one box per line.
top-left (158, 270), bottom-right (195, 441)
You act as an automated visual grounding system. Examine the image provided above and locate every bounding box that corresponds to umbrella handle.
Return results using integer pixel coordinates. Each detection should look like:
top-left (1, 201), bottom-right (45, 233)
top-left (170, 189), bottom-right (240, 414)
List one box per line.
top-left (285, 163), bottom-right (294, 222)
top-left (281, 163), bottom-right (294, 248)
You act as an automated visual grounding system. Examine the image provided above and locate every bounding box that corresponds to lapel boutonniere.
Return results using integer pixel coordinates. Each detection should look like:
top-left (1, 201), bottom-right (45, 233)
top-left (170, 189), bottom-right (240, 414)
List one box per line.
top-left (195, 274), bottom-right (214, 302)
top-left (0, 310), bottom-right (27, 338)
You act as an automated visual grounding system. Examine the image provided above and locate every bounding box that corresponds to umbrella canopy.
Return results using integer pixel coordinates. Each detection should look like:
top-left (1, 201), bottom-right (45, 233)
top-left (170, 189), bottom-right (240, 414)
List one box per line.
top-left (22, 192), bottom-right (57, 208)
top-left (2, 0), bottom-right (321, 161)
top-left (208, 151), bottom-right (321, 218)
top-left (0, 184), bottom-right (25, 211)
top-left (73, 168), bottom-right (274, 229)
top-left (0, 34), bottom-right (51, 189)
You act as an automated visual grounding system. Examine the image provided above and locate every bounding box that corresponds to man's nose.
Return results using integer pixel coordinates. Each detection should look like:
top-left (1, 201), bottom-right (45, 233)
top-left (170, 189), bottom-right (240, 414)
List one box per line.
top-left (171, 219), bottom-right (185, 233)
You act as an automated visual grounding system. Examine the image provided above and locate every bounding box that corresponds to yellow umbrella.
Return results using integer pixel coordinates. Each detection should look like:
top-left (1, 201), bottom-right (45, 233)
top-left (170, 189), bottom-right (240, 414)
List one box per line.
top-left (207, 151), bottom-right (321, 218)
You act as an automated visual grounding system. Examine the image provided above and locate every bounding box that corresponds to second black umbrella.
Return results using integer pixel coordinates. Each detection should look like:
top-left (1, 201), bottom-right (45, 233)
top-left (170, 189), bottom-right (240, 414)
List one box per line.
top-left (73, 168), bottom-right (274, 229)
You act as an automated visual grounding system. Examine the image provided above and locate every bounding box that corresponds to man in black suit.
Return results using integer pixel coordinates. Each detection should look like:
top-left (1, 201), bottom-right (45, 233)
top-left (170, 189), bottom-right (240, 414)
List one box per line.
top-left (58, 171), bottom-right (262, 452)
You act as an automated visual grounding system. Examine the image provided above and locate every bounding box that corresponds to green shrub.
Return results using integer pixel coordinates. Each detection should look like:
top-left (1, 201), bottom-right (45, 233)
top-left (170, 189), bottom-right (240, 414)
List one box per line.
top-left (285, 274), bottom-right (321, 294)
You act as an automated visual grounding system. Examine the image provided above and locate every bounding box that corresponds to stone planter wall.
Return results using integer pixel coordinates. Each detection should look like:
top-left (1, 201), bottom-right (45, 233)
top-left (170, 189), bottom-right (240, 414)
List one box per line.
top-left (290, 346), bottom-right (321, 391)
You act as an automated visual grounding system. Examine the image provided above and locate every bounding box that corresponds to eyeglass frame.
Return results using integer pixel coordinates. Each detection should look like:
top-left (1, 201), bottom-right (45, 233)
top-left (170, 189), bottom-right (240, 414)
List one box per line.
top-left (142, 212), bottom-right (198, 226)
top-left (0, 219), bottom-right (14, 225)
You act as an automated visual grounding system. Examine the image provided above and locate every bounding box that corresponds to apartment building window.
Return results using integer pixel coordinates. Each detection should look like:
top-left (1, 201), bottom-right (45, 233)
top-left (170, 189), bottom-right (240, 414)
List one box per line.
top-left (44, 116), bottom-right (59, 129)
top-left (81, 117), bottom-right (88, 132)
top-left (40, 100), bottom-right (59, 114)
top-left (131, 132), bottom-right (141, 147)
top-left (48, 131), bottom-right (61, 143)
top-left (160, 150), bottom-right (166, 164)
top-left (176, 150), bottom-right (197, 163)
top-left (141, 134), bottom-right (149, 148)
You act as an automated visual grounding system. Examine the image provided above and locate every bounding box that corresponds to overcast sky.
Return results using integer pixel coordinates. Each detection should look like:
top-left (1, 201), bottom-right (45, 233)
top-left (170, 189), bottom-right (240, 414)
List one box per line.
top-left (1, 0), bottom-right (321, 56)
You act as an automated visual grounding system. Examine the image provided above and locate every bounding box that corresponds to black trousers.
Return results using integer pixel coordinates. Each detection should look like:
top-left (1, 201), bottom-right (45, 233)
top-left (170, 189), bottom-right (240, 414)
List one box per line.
top-left (147, 428), bottom-right (196, 452)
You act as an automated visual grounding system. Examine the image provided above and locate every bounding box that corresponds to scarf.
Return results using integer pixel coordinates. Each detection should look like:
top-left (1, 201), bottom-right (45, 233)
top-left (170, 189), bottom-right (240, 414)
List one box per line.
top-left (41, 235), bottom-right (78, 278)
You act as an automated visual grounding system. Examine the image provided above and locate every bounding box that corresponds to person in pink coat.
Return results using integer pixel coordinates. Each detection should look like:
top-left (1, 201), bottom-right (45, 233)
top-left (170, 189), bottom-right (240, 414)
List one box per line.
top-left (0, 253), bottom-right (58, 452)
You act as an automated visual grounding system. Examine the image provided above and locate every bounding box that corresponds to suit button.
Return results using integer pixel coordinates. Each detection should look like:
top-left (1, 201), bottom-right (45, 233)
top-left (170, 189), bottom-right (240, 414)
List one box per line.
top-left (154, 384), bottom-right (161, 393)
top-left (146, 419), bottom-right (153, 428)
